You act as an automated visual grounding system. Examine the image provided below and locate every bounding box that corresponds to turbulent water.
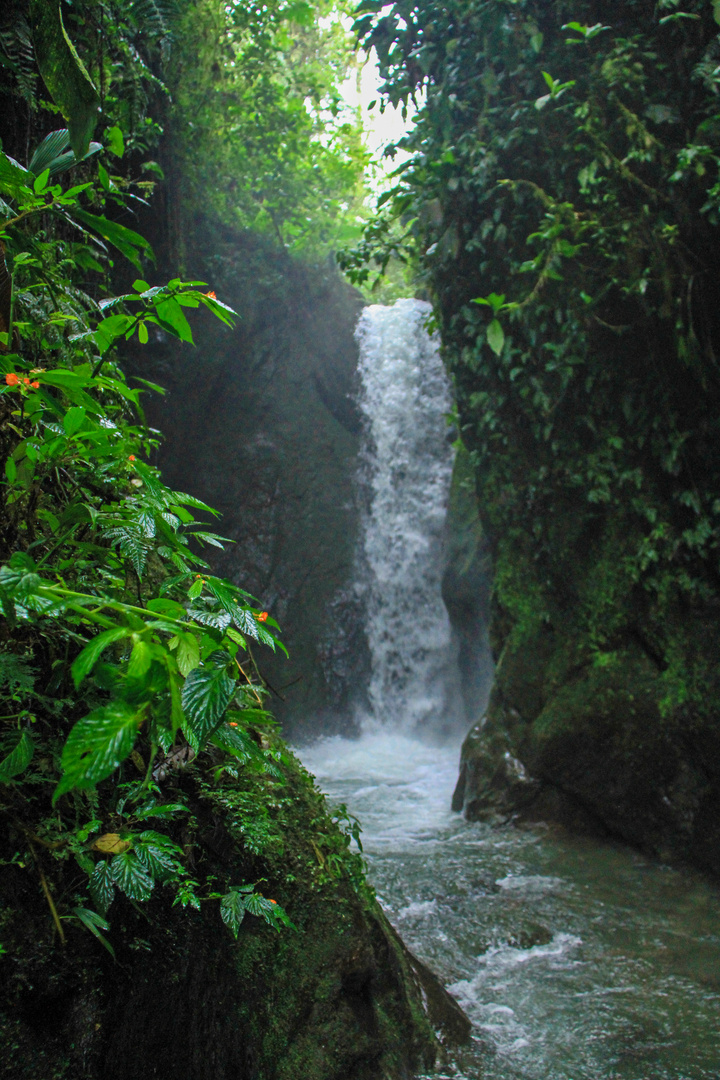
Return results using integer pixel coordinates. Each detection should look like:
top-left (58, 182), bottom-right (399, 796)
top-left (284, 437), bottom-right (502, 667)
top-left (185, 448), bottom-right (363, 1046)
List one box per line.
top-left (355, 300), bottom-right (458, 732)
top-left (300, 299), bottom-right (720, 1078)
top-left (299, 734), bottom-right (720, 1080)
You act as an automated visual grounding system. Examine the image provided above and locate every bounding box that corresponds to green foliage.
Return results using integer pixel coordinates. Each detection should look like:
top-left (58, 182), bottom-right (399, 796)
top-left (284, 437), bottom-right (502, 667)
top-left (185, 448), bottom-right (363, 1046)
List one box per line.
top-left (352, 0), bottom-right (720, 718)
top-left (168, 0), bottom-right (371, 255)
top-left (28, 0), bottom-right (100, 158)
top-left (0, 22), bottom-right (296, 950)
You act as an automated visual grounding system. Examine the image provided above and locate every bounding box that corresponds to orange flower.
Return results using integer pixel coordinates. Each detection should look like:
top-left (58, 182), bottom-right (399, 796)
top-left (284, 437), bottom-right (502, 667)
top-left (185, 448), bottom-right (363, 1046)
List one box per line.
top-left (205, 290), bottom-right (217, 300)
top-left (22, 377), bottom-right (30, 385)
top-left (30, 381), bottom-right (39, 389)
top-left (269, 899), bottom-right (277, 904)
top-left (257, 611), bottom-right (269, 622)
top-left (228, 722), bottom-right (239, 728)
top-left (128, 454), bottom-right (136, 462)
top-left (5, 373), bottom-right (19, 386)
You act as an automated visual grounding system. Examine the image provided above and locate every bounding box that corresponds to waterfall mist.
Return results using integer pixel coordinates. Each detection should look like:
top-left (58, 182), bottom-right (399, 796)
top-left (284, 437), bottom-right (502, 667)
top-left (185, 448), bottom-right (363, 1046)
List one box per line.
top-left (355, 299), bottom-right (463, 738)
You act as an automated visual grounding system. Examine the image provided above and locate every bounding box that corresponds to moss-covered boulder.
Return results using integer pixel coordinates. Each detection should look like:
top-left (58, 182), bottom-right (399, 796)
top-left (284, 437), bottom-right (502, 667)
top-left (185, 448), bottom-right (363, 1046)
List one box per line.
top-left (1, 747), bottom-right (468, 1080)
top-left (453, 570), bottom-right (720, 877)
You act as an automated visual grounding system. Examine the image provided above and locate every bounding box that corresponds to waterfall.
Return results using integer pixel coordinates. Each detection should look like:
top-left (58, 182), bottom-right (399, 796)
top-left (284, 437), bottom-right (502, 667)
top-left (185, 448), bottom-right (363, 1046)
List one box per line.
top-left (355, 298), bottom-right (459, 734)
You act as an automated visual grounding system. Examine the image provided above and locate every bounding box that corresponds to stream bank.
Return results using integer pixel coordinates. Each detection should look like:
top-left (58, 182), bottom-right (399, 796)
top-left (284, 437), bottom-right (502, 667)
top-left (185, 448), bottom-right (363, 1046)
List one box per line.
top-left (0, 746), bottom-right (462, 1080)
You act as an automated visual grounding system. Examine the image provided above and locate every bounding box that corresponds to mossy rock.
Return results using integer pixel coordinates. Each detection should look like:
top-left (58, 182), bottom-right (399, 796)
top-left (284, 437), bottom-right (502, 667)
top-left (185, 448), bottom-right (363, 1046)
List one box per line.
top-left (0, 749), bottom-right (467, 1080)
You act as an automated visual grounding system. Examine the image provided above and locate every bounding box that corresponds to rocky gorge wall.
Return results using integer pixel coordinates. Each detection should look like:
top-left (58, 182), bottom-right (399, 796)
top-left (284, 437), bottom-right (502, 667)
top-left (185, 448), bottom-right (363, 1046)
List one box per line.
top-left (135, 225), bottom-right (371, 742)
top-left (451, 509), bottom-right (720, 879)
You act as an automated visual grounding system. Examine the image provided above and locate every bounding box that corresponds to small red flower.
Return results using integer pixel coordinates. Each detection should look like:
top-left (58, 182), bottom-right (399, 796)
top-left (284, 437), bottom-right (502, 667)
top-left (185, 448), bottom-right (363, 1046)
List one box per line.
top-left (205, 290), bottom-right (217, 300)
top-left (30, 381), bottom-right (40, 389)
top-left (128, 454), bottom-right (136, 462)
top-left (228, 722), bottom-right (239, 728)
top-left (257, 611), bottom-right (269, 622)
top-left (5, 373), bottom-right (19, 386)
top-left (269, 899), bottom-right (277, 904)
top-left (22, 377), bottom-right (30, 385)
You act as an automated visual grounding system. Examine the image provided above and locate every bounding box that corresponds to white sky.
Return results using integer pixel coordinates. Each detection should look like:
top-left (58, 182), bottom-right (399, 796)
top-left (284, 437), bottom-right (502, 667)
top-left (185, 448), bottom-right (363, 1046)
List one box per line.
top-left (341, 45), bottom-right (416, 186)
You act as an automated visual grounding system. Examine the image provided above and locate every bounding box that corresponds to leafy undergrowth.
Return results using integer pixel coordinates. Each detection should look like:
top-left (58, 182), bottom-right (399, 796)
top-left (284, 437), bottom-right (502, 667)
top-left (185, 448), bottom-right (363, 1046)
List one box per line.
top-left (0, 11), bottom-right (367, 960)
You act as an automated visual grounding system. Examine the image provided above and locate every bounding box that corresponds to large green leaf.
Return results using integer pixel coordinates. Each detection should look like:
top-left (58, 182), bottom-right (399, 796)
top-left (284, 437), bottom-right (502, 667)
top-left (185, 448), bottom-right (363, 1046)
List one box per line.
top-left (109, 851), bottom-right (153, 901)
top-left (71, 627), bottom-right (134, 688)
top-left (220, 889), bottom-right (246, 938)
top-left (54, 702), bottom-right (143, 802)
top-left (0, 731), bottom-right (34, 783)
top-left (71, 209), bottom-right (153, 270)
top-left (29, 1), bottom-right (100, 159)
top-left (180, 651), bottom-right (236, 742)
top-left (27, 129), bottom-right (102, 178)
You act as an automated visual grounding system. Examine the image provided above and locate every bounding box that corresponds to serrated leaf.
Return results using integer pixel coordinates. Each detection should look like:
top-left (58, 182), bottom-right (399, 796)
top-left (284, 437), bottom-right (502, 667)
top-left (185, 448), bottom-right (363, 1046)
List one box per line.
top-left (54, 702), bottom-right (143, 801)
top-left (109, 851), bottom-right (153, 901)
top-left (89, 860), bottom-right (115, 912)
top-left (188, 606), bottom-right (232, 632)
top-left (0, 730), bottom-right (34, 782)
top-left (211, 722), bottom-right (262, 764)
top-left (220, 890), bottom-right (246, 938)
top-left (487, 319), bottom-right (505, 357)
top-left (72, 627), bottom-right (133, 687)
top-left (134, 842), bottom-right (182, 881)
top-left (181, 651), bottom-right (236, 742)
top-left (137, 512), bottom-right (156, 538)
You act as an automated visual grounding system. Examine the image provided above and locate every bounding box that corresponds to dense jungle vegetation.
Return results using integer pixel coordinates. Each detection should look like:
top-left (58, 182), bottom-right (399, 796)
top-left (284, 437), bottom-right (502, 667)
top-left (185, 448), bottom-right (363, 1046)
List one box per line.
top-left (0, 0), bottom-right (372, 965)
top-left (348, 0), bottom-right (720, 867)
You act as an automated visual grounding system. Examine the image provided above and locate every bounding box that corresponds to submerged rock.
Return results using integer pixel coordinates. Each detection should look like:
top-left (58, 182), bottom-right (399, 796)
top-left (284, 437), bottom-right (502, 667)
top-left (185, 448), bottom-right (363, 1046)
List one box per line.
top-left (0, 749), bottom-right (467, 1080)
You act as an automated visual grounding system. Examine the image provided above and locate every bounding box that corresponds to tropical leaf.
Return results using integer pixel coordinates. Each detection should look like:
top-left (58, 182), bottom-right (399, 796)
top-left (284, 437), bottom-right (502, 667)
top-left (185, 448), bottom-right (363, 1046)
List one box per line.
top-left (27, 129), bottom-right (102, 177)
top-left (54, 702), bottom-right (144, 801)
top-left (29, 0), bottom-right (100, 159)
top-left (109, 851), bottom-right (153, 901)
top-left (89, 860), bottom-right (116, 912)
top-left (71, 626), bottom-right (134, 687)
top-left (180, 650), bottom-right (236, 742)
top-left (171, 631), bottom-right (200, 676)
top-left (71, 209), bottom-right (152, 270)
top-left (219, 889), bottom-right (246, 938)
top-left (0, 730), bottom-right (34, 783)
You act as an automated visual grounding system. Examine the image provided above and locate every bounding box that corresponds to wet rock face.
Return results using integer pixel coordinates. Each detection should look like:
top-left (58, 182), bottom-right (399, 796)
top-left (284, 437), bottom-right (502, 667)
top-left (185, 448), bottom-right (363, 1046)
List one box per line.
top-left (454, 619), bottom-right (720, 877)
top-left (441, 445), bottom-right (494, 734)
top-left (137, 230), bottom-right (370, 740)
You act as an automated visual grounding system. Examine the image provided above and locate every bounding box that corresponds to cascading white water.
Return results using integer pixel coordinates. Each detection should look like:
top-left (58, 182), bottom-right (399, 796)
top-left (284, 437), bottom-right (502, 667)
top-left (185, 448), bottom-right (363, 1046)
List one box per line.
top-left (355, 299), bottom-right (458, 732)
top-left (298, 302), bottom-right (720, 1080)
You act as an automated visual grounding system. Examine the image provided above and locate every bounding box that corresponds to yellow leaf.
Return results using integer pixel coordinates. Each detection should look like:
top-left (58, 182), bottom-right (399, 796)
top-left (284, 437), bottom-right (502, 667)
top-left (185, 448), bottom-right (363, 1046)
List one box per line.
top-left (92, 833), bottom-right (131, 855)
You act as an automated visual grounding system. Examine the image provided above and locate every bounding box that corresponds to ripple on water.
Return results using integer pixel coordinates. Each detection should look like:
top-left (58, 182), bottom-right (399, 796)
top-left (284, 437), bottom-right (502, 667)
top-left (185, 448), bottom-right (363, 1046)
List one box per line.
top-left (296, 732), bottom-right (720, 1080)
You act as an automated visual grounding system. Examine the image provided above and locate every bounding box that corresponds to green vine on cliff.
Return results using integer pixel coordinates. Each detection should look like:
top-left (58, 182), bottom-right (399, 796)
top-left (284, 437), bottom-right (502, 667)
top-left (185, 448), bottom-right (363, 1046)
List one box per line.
top-left (348, 0), bottom-right (720, 718)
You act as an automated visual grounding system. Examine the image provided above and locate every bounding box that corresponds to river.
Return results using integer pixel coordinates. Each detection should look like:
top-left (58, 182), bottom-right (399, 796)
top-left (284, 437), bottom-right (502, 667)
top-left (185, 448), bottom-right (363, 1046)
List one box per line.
top-left (298, 732), bottom-right (720, 1080)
